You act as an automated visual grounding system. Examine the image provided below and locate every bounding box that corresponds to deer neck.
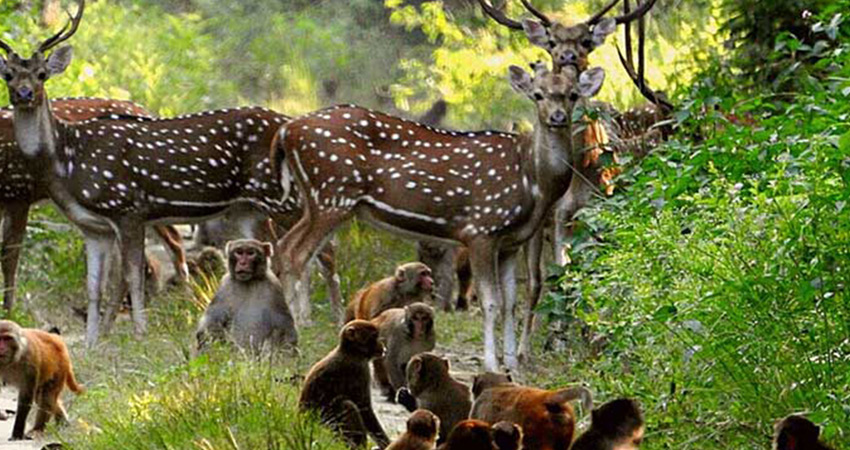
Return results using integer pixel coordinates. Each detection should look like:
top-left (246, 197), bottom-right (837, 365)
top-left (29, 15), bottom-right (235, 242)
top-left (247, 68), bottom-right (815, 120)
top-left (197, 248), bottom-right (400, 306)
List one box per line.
top-left (531, 120), bottom-right (575, 210)
top-left (13, 95), bottom-right (62, 163)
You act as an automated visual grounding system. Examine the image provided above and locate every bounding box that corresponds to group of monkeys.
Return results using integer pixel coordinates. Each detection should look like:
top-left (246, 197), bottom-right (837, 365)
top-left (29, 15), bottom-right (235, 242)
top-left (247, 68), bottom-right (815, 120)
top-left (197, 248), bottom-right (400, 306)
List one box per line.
top-left (0, 238), bottom-right (836, 449)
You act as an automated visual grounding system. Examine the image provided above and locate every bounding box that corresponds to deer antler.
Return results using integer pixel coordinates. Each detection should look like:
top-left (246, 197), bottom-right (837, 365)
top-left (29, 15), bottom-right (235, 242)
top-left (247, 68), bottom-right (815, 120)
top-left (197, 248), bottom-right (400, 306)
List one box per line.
top-left (38, 0), bottom-right (85, 54)
top-left (616, 0), bottom-right (673, 111)
top-left (477, 0), bottom-right (523, 30)
top-left (587, 0), bottom-right (657, 26)
top-left (519, 0), bottom-right (551, 26)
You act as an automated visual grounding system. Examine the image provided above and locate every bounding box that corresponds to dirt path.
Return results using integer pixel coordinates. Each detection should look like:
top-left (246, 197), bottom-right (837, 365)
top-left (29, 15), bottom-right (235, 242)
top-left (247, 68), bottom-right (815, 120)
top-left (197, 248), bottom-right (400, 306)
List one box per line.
top-left (0, 391), bottom-right (52, 450)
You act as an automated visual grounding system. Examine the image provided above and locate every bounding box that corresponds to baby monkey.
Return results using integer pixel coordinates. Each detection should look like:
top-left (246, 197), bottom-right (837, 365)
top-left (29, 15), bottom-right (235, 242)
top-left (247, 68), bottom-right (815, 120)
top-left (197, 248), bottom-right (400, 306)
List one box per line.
top-left (387, 409), bottom-right (440, 450)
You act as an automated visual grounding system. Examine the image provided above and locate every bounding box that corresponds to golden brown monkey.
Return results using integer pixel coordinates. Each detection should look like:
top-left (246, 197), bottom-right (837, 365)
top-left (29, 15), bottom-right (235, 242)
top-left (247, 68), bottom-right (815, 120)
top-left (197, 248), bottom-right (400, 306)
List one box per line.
top-left (371, 302), bottom-right (436, 401)
top-left (0, 320), bottom-right (83, 440)
top-left (387, 409), bottom-right (440, 450)
top-left (773, 415), bottom-right (834, 450)
top-left (299, 320), bottom-right (391, 449)
top-left (345, 262), bottom-right (434, 322)
top-left (471, 372), bottom-right (592, 450)
top-left (397, 353), bottom-right (472, 444)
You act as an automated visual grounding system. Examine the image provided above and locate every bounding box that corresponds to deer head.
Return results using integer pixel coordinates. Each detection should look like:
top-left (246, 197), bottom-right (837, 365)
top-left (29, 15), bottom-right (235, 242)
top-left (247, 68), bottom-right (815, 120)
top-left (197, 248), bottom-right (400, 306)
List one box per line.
top-left (479, 0), bottom-right (656, 71)
top-left (0, 0), bottom-right (83, 114)
top-left (508, 63), bottom-right (605, 129)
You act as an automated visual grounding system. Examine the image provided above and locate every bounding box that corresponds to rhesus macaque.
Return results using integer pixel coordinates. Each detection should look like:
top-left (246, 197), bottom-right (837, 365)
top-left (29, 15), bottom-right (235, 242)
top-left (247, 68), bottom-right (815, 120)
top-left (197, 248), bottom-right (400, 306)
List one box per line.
top-left (345, 262), bottom-right (434, 322)
top-left (187, 247), bottom-right (227, 280)
top-left (371, 302), bottom-right (436, 401)
top-left (397, 353), bottom-right (472, 443)
top-left (196, 239), bottom-right (297, 352)
top-left (416, 241), bottom-right (455, 312)
top-left (0, 320), bottom-right (83, 440)
top-left (437, 420), bottom-right (492, 450)
top-left (387, 409), bottom-right (440, 450)
top-left (471, 372), bottom-right (592, 450)
top-left (774, 415), bottom-right (834, 450)
top-left (492, 421), bottom-right (523, 450)
top-left (299, 320), bottom-right (391, 449)
top-left (570, 398), bottom-right (644, 450)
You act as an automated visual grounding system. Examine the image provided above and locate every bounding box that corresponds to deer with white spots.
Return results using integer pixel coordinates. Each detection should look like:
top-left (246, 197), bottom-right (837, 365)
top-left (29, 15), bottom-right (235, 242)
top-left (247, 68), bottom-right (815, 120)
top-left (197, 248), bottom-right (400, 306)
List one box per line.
top-left (473, 0), bottom-right (659, 363)
top-left (0, 0), bottom-right (340, 345)
top-left (0, 98), bottom-right (190, 311)
top-left (274, 63), bottom-right (606, 370)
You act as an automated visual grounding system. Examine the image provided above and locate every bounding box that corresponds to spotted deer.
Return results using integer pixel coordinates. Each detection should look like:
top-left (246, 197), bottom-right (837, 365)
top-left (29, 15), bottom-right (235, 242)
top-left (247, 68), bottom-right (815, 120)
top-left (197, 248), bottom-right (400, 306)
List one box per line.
top-left (0, 0), bottom-right (340, 345)
top-left (475, 0), bottom-right (660, 362)
top-left (0, 98), bottom-right (189, 311)
top-left (274, 63), bottom-right (606, 370)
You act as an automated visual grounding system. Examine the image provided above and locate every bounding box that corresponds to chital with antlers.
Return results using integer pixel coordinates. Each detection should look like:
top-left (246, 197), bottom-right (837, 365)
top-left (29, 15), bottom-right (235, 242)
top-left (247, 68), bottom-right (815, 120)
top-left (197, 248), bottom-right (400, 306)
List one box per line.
top-left (0, 0), bottom-right (342, 345)
top-left (274, 63), bottom-right (606, 370)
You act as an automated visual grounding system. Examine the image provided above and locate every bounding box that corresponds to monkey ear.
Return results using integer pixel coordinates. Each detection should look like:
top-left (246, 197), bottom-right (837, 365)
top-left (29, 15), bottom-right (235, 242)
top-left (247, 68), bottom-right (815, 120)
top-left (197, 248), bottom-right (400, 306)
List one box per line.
top-left (262, 242), bottom-right (274, 258)
top-left (225, 241), bottom-right (234, 256)
top-left (441, 357), bottom-right (451, 371)
top-left (395, 266), bottom-right (406, 282)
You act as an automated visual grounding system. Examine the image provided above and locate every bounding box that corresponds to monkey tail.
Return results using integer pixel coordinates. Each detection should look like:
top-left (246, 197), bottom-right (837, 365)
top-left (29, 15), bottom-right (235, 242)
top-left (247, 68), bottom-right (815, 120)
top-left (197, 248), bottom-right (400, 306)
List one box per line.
top-left (548, 386), bottom-right (593, 416)
top-left (65, 369), bottom-right (85, 395)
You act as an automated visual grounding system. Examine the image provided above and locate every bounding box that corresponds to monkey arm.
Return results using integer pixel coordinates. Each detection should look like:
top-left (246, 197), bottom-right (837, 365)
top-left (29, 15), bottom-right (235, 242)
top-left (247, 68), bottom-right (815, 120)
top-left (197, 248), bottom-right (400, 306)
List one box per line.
top-left (396, 387), bottom-right (418, 412)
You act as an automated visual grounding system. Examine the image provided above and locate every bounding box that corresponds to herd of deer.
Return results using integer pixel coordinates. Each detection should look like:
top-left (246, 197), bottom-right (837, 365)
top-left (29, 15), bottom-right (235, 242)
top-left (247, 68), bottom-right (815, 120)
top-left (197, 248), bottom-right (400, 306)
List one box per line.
top-left (0, 0), bottom-right (672, 371)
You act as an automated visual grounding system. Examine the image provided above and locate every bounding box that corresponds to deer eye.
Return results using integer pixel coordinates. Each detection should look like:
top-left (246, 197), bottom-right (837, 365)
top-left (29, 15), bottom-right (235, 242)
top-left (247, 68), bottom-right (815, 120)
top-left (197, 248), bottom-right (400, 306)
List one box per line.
top-left (547, 40), bottom-right (556, 49)
top-left (569, 92), bottom-right (580, 102)
top-left (581, 38), bottom-right (593, 48)
top-left (533, 92), bottom-right (544, 101)
top-left (2, 73), bottom-right (11, 82)
top-left (37, 72), bottom-right (47, 81)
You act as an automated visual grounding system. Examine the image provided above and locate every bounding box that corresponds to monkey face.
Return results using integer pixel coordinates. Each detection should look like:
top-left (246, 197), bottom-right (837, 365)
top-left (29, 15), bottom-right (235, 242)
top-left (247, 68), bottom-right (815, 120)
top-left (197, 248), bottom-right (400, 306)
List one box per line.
top-left (417, 267), bottom-right (433, 292)
top-left (0, 325), bottom-right (21, 365)
top-left (227, 241), bottom-right (268, 282)
top-left (405, 303), bottom-right (434, 339)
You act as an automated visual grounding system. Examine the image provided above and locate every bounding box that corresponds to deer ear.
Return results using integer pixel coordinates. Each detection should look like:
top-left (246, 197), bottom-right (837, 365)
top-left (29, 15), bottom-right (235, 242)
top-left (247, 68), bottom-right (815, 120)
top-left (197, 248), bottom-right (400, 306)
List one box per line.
top-left (262, 242), bottom-right (274, 258)
top-left (508, 65), bottom-right (533, 96)
top-left (522, 19), bottom-right (549, 48)
top-left (577, 67), bottom-right (605, 98)
top-left (591, 18), bottom-right (616, 47)
top-left (46, 46), bottom-right (73, 76)
top-left (0, 56), bottom-right (7, 73)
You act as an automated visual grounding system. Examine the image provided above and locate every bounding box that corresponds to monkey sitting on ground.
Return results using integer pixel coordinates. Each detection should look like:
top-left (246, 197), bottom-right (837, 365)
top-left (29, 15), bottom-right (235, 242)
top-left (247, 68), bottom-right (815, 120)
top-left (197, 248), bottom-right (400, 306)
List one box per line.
top-left (471, 372), bottom-right (592, 450)
top-left (196, 239), bottom-right (297, 353)
top-left (397, 352), bottom-right (472, 444)
top-left (0, 320), bottom-right (84, 440)
top-left (570, 398), bottom-right (644, 450)
top-left (345, 262), bottom-right (434, 322)
top-left (437, 419), bottom-right (523, 450)
top-left (774, 415), bottom-right (834, 450)
top-left (387, 409), bottom-right (440, 450)
top-left (299, 320), bottom-right (391, 449)
top-left (371, 302), bottom-right (436, 402)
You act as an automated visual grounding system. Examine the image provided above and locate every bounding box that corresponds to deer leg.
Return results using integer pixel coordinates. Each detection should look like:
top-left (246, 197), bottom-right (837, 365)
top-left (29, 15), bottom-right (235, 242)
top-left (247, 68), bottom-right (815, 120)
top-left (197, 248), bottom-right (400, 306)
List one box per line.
top-left (121, 221), bottom-right (147, 336)
top-left (553, 197), bottom-right (571, 266)
top-left (499, 249), bottom-right (520, 371)
top-left (1, 203), bottom-right (30, 311)
top-left (83, 232), bottom-right (114, 348)
top-left (519, 229), bottom-right (544, 364)
top-left (154, 225), bottom-right (188, 281)
top-left (101, 241), bottom-right (124, 336)
top-left (316, 242), bottom-right (344, 324)
top-left (468, 240), bottom-right (501, 371)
